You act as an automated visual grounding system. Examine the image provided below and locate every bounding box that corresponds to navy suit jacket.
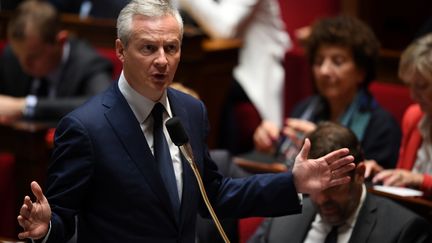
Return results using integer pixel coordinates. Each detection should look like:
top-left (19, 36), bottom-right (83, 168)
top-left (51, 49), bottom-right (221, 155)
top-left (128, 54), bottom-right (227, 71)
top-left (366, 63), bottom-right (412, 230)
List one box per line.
top-left (45, 83), bottom-right (302, 243)
top-left (249, 194), bottom-right (432, 243)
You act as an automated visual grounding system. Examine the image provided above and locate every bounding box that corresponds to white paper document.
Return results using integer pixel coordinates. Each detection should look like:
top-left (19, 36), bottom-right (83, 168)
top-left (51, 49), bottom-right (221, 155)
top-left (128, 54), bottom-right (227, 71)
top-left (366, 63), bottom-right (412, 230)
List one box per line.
top-left (373, 185), bottom-right (424, 197)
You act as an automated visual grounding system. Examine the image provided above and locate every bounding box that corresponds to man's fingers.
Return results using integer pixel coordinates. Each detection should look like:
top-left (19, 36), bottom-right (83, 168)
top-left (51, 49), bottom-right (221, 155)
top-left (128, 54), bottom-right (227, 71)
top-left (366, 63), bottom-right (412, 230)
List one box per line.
top-left (17, 215), bottom-right (27, 228)
top-left (332, 161), bottom-right (355, 177)
top-left (328, 154), bottom-right (354, 172)
top-left (328, 176), bottom-right (351, 188)
top-left (323, 148), bottom-right (350, 165)
top-left (297, 138), bottom-right (311, 161)
top-left (31, 181), bottom-right (46, 203)
top-left (19, 203), bottom-right (31, 219)
top-left (18, 231), bottom-right (30, 240)
top-left (17, 215), bottom-right (32, 230)
top-left (23, 195), bottom-right (33, 212)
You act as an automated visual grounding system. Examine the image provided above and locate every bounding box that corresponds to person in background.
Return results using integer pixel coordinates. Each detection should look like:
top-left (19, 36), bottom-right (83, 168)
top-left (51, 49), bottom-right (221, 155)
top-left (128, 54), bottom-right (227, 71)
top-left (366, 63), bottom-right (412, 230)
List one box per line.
top-left (249, 121), bottom-right (432, 243)
top-left (0, 0), bottom-right (112, 123)
top-left (16, 1), bottom-right (354, 242)
top-left (177, 0), bottom-right (290, 154)
top-left (253, 15), bottom-right (401, 169)
top-left (366, 33), bottom-right (432, 196)
top-left (49, 0), bottom-right (130, 19)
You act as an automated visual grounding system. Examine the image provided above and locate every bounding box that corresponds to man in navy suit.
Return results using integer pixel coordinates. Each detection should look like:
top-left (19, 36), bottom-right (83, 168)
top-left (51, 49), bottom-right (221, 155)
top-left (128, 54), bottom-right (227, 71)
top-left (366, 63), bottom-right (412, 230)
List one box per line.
top-left (16, 1), bottom-right (354, 242)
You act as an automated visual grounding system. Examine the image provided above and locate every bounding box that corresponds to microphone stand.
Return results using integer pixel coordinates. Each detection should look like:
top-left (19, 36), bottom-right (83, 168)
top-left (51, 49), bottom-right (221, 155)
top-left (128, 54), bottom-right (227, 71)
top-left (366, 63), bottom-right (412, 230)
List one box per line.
top-left (178, 144), bottom-right (231, 243)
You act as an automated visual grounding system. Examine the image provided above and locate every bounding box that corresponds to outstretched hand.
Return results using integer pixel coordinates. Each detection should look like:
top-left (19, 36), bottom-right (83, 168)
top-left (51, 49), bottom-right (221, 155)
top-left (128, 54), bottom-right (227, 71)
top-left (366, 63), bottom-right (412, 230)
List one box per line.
top-left (17, 181), bottom-right (51, 240)
top-left (292, 138), bottom-right (355, 194)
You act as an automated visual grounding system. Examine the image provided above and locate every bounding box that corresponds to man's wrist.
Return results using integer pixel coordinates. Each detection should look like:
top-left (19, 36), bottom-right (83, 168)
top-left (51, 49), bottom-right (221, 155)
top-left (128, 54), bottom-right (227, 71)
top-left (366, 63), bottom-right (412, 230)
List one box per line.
top-left (32, 220), bottom-right (51, 243)
top-left (24, 95), bottom-right (38, 118)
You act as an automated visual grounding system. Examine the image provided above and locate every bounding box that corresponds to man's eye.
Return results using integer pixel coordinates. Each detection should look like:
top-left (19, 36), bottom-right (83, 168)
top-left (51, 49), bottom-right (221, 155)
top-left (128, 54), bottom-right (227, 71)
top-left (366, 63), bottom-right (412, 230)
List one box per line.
top-left (165, 45), bottom-right (178, 54)
top-left (141, 45), bottom-right (156, 53)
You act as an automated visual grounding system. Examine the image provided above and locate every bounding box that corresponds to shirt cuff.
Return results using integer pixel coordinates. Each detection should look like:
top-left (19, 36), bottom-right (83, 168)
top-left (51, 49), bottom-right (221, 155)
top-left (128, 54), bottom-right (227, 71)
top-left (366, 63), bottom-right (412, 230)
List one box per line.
top-left (23, 95), bottom-right (38, 118)
top-left (298, 193), bottom-right (303, 205)
top-left (30, 220), bottom-right (51, 243)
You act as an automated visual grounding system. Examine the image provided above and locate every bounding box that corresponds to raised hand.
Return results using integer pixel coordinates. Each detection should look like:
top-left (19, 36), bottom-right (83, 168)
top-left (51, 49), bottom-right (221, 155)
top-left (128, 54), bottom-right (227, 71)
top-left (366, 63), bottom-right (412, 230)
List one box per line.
top-left (292, 138), bottom-right (355, 194)
top-left (17, 181), bottom-right (51, 240)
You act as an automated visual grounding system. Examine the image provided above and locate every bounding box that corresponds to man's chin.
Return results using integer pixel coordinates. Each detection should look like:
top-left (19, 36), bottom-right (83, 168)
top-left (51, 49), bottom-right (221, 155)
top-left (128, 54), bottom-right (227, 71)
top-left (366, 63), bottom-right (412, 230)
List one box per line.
top-left (322, 215), bottom-right (344, 226)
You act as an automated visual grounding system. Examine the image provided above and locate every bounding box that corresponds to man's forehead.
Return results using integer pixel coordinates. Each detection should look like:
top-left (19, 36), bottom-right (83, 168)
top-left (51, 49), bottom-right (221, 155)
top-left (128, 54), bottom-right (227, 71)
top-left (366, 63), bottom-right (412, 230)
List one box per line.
top-left (130, 17), bottom-right (181, 41)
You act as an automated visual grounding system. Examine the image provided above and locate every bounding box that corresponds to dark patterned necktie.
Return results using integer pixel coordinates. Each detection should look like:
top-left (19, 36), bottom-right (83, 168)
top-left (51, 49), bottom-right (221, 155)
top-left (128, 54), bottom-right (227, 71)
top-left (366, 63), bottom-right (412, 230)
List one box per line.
top-left (152, 103), bottom-right (180, 212)
top-left (324, 226), bottom-right (338, 243)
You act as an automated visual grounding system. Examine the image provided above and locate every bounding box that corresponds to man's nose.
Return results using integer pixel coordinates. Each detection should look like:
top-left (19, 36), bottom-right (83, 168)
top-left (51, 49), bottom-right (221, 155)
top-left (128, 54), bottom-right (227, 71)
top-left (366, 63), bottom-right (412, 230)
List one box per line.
top-left (154, 48), bottom-right (168, 67)
top-left (314, 192), bottom-right (329, 204)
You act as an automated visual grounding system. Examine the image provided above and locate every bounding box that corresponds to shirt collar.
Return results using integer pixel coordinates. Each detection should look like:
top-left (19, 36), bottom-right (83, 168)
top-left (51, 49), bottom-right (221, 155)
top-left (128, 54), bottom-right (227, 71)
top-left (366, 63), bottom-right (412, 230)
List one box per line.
top-left (118, 72), bottom-right (172, 123)
top-left (343, 184), bottom-right (366, 229)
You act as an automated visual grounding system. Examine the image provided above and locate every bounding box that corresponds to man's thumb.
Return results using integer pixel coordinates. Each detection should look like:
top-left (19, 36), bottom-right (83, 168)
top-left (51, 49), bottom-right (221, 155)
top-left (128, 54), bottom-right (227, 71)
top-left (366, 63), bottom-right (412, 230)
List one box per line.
top-left (31, 181), bottom-right (46, 203)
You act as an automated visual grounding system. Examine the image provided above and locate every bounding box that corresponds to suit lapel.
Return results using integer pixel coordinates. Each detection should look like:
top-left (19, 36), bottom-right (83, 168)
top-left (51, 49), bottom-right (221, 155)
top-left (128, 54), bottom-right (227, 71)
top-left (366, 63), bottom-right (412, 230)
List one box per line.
top-left (348, 194), bottom-right (377, 243)
top-left (103, 84), bottom-right (178, 223)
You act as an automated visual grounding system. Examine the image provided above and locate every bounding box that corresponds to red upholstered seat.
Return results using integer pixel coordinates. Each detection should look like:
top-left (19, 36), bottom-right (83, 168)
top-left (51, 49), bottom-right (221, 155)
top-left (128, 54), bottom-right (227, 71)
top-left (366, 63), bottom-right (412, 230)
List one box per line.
top-left (0, 40), bottom-right (6, 53)
top-left (369, 82), bottom-right (414, 126)
top-left (0, 153), bottom-right (16, 238)
top-left (238, 217), bottom-right (264, 243)
top-left (96, 47), bottom-right (122, 81)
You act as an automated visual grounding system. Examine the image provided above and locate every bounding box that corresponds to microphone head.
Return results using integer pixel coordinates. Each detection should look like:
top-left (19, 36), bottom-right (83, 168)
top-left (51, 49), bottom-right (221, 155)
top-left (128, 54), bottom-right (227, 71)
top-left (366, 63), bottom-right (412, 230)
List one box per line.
top-left (165, 117), bottom-right (189, 146)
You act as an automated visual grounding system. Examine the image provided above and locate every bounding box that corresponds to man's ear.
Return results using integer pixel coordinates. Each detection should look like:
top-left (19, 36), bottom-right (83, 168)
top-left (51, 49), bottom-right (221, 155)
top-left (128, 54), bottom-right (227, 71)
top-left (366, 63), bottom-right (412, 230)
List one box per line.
top-left (56, 30), bottom-right (69, 45)
top-left (354, 162), bottom-right (366, 183)
top-left (116, 39), bottom-right (125, 63)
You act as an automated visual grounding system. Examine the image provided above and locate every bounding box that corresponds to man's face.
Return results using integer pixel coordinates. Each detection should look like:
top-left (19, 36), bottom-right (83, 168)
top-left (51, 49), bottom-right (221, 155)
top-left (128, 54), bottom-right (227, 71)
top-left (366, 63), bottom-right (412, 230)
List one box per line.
top-left (10, 33), bottom-right (62, 78)
top-left (116, 14), bottom-right (181, 101)
top-left (309, 163), bottom-right (364, 226)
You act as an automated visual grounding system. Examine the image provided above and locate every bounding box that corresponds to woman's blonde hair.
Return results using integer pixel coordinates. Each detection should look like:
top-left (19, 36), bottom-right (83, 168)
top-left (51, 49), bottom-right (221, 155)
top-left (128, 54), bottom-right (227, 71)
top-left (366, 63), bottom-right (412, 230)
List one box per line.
top-left (399, 33), bottom-right (432, 83)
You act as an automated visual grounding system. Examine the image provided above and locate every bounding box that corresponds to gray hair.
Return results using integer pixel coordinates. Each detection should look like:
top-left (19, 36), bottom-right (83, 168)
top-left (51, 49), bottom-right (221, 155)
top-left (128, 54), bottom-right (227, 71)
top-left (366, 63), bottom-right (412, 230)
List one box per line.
top-left (117, 0), bottom-right (183, 47)
top-left (399, 33), bottom-right (432, 83)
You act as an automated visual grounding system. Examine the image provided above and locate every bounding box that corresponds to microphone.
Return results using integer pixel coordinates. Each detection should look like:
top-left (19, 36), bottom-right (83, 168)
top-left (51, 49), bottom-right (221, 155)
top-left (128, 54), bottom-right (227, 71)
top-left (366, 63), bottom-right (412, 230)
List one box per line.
top-left (165, 117), bottom-right (194, 166)
top-left (165, 117), bottom-right (231, 243)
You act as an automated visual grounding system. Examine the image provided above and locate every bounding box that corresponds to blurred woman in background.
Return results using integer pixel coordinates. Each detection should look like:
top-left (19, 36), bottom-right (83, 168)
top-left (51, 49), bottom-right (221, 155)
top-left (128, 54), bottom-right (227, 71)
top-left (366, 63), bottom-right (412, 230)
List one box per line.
top-left (369, 33), bottom-right (432, 196)
top-left (254, 15), bottom-right (401, 169)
